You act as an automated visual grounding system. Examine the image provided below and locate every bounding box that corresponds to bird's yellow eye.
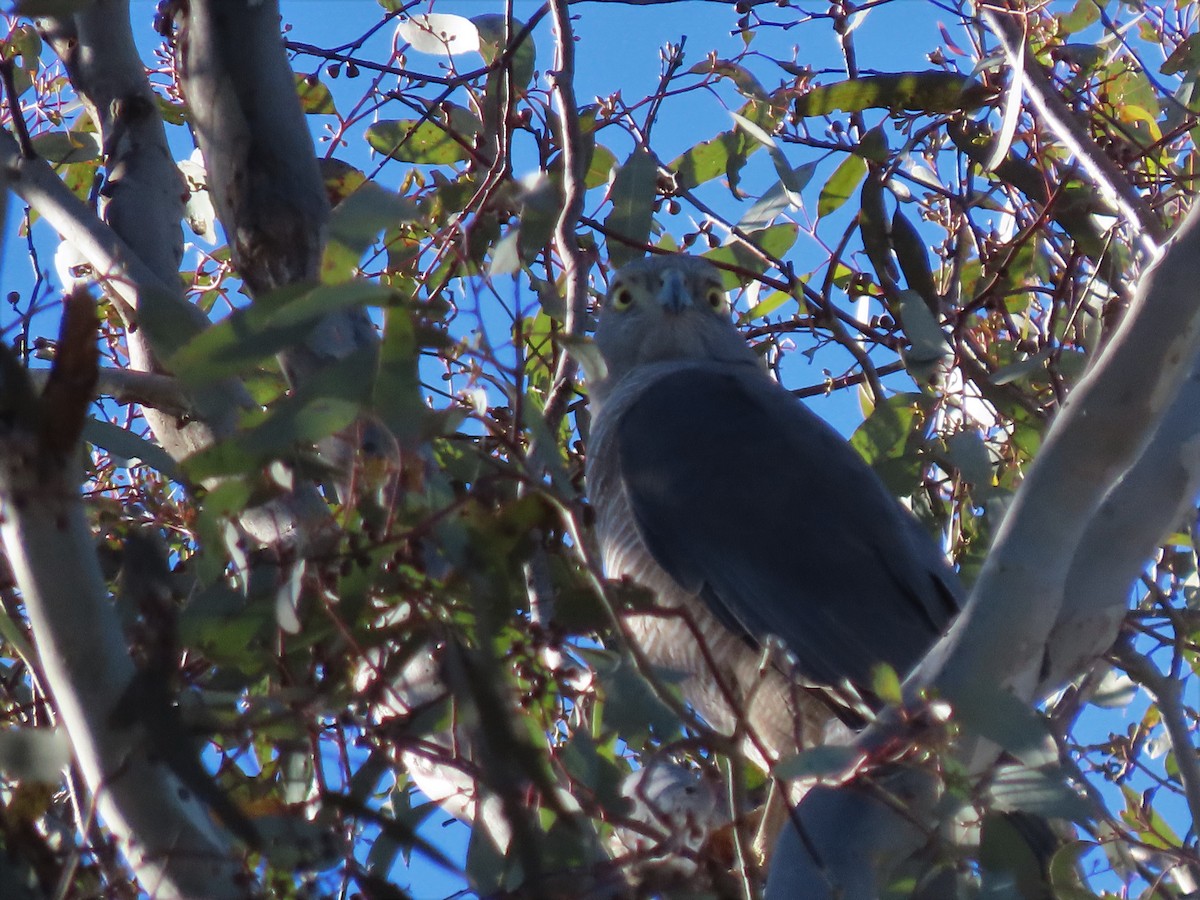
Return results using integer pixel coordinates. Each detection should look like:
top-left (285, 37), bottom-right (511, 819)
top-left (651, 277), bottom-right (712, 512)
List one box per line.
top-left (612, 286), bottom-right (635, 310)
top-left (706, 287), bottom-right (725, 311)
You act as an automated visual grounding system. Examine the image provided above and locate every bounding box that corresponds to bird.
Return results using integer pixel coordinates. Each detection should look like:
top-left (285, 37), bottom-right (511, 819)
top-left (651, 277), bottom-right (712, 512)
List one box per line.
top-left (585, 254), bottom-right (962, 772)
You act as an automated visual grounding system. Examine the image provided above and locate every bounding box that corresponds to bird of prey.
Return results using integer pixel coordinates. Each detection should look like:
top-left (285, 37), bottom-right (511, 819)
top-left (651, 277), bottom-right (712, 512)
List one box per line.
top-left (586, 254), bottom-right (961, 769)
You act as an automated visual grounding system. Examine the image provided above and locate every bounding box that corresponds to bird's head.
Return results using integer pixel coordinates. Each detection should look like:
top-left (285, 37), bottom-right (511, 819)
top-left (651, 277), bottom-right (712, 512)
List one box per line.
top-left (593, 255), bottom-right (758, 390)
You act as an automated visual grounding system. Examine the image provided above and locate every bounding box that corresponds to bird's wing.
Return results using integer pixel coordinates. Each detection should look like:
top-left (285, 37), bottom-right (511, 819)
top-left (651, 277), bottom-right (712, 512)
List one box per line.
top-left (615, 365), bottom-right (961, 689)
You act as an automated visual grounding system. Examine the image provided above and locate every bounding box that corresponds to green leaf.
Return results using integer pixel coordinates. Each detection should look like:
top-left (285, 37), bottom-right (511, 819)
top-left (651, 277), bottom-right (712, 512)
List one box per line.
top-left (184, 348), bottom-right (375, 480)
top-left (988, 764), bottom-right (1092, 822)
top-left (731, 110), bottom-right (802, 204)
top-left (946, 429), bottom-right (993, 488)
top-left (953, 683), bottom-right (1058, 768)
top-left (739, 289), bottom-right (793, 323)
top-left (294, 74), bottom-right (336, 115)
top-left (169, 280), bottom-right (393, 386)
top-left (817, 153), bottom-right (867, 218)
top-left (870, 663), bottom-right (903, 705)
top-left (668, 100), bottom-right (780, 194)
top-left (738, 164), bottom-right (815, 231)
top-left (980, 811), bottom-right (1061, 900)
top-left (373, 308), bottom-right (428, 446)
top-left (890, 208), bottom-right (938, 309)
top-left (473, 14), bottom-right (536, 88)
top-left (365, 119), bottom-right (472, 165)
top-left (895, 289), bottom-right (950, 370)
top-left (1058, 0), bottom-right (1102, 35)
top-left (324, 182), bottom-right (418, 282)
top-left (582, 649), bottom-right (681, 743)
top-left (690, 58), bottom-right (769, 101)
top-left (83, 419), bottom-right (182, 481)
top-left (794, 72), bottom-right (992, 117)
top-left (992, 351), bottom-right (1049, 386)
top-left (584, 144), bottom-right (617, 189)
top-left (30, 131), bottom-right (100, 164)
top-left (700, 223), bottom-right (799, 288)
top-left (1049, 843), bottom-right (1108, 900)
top-left (604, 148), bottom-right (657, 269)
top-left (850, 392), bottom-right (922, 466)
top-left (773, 744), bottom-right (863, 781)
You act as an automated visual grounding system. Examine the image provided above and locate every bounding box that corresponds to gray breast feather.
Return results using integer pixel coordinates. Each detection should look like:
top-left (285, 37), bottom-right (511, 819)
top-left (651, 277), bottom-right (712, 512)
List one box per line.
top-left (595, 363), bottom-right (960, 695)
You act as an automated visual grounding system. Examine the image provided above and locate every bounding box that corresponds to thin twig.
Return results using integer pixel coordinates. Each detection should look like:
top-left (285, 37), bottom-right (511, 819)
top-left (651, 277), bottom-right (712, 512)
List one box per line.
top-left (0, 58), bottom-right (34, 159)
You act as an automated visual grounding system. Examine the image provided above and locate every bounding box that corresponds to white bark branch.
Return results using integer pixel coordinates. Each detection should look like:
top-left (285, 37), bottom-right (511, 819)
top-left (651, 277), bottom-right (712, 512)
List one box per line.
top-left (0, 301), bottom-right (250, 900)
top-left (176, 0), bottom-right (377, 389)
top-left (768, 196), bottom-right (1200, 899)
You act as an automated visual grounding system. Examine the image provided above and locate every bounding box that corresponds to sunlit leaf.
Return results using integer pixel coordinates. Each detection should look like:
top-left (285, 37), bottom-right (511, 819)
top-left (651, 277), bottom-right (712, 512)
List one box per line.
top-left (294, 74), bottom-right (336, 115)
top-left (794, 71), bottom-right (992, 117)
top-left (366, 119), bottom-right (473, 165)
top-left (817, 153), bottom-right (867, 218)
top-left (397, 13), bottom-right (480, 55)
top-left (690, 58), bottom-right (769, 101)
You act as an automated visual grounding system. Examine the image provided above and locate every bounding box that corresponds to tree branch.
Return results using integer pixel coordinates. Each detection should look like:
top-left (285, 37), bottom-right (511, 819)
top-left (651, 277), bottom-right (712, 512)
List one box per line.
top-left (982, 6), bottom-right (1165, 251)
top-left (0, 295), bottom-right (251, 899)
top-left (544, 0), bottom-right (590, 429)
top-left (768, 180), bottom-right (1200, 900)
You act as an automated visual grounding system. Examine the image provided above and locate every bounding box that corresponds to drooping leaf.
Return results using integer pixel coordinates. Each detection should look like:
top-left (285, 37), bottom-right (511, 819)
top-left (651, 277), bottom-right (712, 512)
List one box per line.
top-left (184, 348), bottom-right (376, 480)
top-left (738, 165), bottom-right (815, 231)
top-left (700, 223), bottom-right (799, 288)
top-left (988, 763), bottom-right (1092, 822)
top-left (946, 429), bottom-right (994, 488)
top-left (953, 683), bottom-right (1058, 768)
top-left (604, 148), bottom-right (657, 269)
top-left (690, 58), bottom-right (769, 101)
top-left (817, 153), bottom-right (867, 218)
top-left (895, 289), bottom-right (950, 373)
top-left (850, 392), bottom-right (922, 467)
top-left (473, 14), bottom-right (536, 88)
top-left (890, 207), bottom-right (939, 310)
top-left (324, 182), bottom-right (419, 282)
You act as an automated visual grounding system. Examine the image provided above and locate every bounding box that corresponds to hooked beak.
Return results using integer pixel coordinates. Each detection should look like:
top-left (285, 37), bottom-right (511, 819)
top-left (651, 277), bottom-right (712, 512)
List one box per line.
top-left (656, 270), bottom-right (689, 314)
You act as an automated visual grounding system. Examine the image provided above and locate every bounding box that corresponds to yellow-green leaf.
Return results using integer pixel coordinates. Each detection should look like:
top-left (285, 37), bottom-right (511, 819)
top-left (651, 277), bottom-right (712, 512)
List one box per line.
top-left (817, 153), bottom-right (867, 218)
top-left (794, 71), bottom-right (992, 117)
